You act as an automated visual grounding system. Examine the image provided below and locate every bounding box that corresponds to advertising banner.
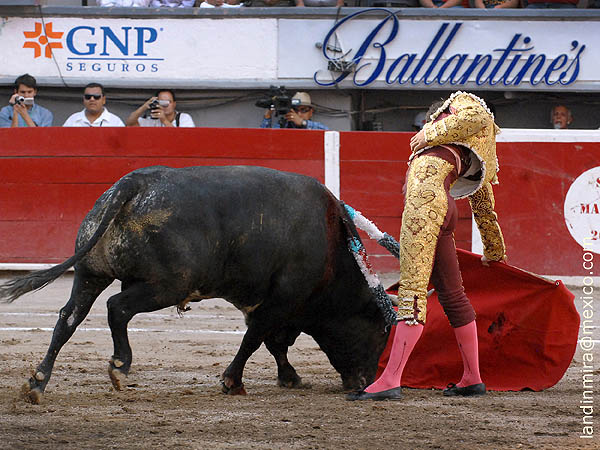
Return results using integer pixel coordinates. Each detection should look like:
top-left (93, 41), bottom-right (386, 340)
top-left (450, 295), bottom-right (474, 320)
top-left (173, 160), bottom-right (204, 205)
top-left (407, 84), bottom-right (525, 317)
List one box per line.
top-left (1, 17), bottom-right (278, 86)
top-left (1, 11), bottom-right (599, 90)
top-left (284, 12), bottom-right (597, 90)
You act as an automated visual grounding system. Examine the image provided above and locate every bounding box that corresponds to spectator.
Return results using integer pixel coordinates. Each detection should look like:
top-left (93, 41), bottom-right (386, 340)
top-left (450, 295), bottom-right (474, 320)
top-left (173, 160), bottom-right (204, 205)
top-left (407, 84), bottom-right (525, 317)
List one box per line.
top-left (63, 83), bottom-right (124, 127)
top-left (200, 0), bottom-right (243, 7)
top-left (126, 90), bottom-right (195, 128)
top-left (253, 0), bottom-right (295, 4)
top-left (474, 0), bottom-right (518, 7)
top-left (98, 0), bottom-right (150, 6)
top-left (296, 0), bottom-right (344, 6)
top-left (151, 0), bottom-right (195, 6)
top-left (260, 92), bottom-right (329, 130)
top-left (412, 111), bottom-right (427, 131)
top-left (551, 105), bottom-right (573, 129)
top-left (526, 0), bottom-right (577, 7)
top-left (419, 0), bottom-right (464, 7)
top-left (0, 74), bottom-right (53, 128)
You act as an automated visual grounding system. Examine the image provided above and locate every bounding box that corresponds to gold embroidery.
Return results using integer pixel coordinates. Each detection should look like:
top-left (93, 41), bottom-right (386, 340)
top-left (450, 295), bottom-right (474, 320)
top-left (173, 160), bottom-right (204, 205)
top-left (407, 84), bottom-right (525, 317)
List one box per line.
top-left (421, 93), bottom-right (500, 198)
top-left (469, 182), bottom-right (506, 261)
top-left (398, 155), bottom-right (454, 325)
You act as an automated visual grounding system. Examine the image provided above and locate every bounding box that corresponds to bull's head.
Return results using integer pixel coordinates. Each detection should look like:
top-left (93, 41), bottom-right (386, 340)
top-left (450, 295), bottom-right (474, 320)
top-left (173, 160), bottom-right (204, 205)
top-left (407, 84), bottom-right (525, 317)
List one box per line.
top-left (308, 287), bottom-right (392, 391)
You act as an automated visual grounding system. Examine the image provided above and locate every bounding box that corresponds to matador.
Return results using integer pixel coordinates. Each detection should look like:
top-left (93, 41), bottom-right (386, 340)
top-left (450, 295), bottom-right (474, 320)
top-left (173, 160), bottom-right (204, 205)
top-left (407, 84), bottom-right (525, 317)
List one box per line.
top-left (348, 91), bottom-right (506, 401)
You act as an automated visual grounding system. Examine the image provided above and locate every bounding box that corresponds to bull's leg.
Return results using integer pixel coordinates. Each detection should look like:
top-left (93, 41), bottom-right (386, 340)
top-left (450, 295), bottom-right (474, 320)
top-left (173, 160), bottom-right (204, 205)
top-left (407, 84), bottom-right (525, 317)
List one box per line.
top-left (22, 271), bottom-right (112, 404)
top-left (221, 321), bottom-right (271, 395)
top-left (106, 282), bottom-right (163, 391)
top-left (264, 328), bottom-right (304, 388)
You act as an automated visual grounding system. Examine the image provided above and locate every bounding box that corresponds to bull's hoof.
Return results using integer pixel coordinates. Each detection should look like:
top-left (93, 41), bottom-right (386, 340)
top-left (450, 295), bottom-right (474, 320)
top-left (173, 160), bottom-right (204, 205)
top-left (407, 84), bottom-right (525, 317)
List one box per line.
top-left (21, 382), bottom-right (43, 404)
top-left (221, 380), bottom-right (247, 395)
top-left (108, 366), bottom-right (127, 391)
top-left (277, 375), bottom-right (308, 389)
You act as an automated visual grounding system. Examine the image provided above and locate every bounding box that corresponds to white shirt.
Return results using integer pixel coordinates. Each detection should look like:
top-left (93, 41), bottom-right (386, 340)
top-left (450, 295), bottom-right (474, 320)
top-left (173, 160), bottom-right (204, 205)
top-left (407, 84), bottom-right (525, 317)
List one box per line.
top-left (199, 2), bottom-right (243, 6)
top-left (99, 0), bottom-right (149, 6)
top-left (137, 112), bottom-right (195, 127)
top-left (63, 108), bottom-right (125, 127)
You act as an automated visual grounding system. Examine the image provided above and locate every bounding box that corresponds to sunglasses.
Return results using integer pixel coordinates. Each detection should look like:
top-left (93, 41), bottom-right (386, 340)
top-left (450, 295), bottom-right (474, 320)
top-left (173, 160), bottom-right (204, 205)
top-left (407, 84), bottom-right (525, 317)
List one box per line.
top-left (83, 94), bottom-right (103, 100)
top-left (294, 107), bottom-right (312, 113)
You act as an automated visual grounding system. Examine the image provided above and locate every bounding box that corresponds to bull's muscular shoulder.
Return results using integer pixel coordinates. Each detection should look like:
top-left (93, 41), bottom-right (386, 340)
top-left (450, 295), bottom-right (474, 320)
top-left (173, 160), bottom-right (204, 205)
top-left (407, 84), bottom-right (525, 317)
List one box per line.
top-left (129, 165), bottom-right (315, 188)
top-left (125, 166), bottom-right (328, 209)
top-left (80, 165), bottom-right (334, 259)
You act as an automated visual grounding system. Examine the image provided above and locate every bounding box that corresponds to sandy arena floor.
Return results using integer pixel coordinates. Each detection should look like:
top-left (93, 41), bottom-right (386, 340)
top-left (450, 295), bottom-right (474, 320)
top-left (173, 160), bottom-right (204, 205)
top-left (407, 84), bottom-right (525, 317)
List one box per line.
top-left (0, 274), bottom-right (594, 449)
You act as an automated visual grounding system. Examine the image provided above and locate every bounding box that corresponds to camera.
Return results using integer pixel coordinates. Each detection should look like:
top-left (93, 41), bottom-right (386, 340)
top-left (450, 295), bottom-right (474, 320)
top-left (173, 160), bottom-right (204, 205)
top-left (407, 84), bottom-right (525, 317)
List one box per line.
top-left (255, 86), bottom-right (301, 128)
top-left (147, 99), bottom-right (170, 119)
top-left (14, 96), bottom-right (34, 106)
top-left (149, 99), bottom-right (170, 110)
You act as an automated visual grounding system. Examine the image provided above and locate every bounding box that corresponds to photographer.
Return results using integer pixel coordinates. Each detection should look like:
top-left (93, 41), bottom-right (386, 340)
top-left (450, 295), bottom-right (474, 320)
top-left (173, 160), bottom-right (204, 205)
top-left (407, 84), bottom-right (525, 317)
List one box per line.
top-left (260, 92), bottom-right (328, 130)
top-left (0, 74), bottom-right (53, 128)
top-left (126, 90), bottom-right (194, 128)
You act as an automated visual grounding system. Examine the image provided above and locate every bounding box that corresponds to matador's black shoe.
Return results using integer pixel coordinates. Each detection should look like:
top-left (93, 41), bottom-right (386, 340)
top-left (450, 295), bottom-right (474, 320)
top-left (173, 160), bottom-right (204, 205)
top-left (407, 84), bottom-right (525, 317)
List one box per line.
top-left (346, 386), bottom-right (402, 401)
top-left (443, 382), bottom-right (486, 397)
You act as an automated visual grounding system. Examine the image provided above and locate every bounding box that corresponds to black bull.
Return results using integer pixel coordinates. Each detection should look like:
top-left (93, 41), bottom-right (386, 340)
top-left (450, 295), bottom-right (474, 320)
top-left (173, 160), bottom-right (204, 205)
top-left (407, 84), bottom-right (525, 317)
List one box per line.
top-left (0, 166), bottom-right (392, 403)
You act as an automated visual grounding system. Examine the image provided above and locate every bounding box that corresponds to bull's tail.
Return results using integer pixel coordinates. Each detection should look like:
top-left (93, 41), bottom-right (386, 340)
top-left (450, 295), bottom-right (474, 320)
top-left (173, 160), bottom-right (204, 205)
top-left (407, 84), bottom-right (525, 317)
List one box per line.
top-left (0, 175), bottom-right (139, 303)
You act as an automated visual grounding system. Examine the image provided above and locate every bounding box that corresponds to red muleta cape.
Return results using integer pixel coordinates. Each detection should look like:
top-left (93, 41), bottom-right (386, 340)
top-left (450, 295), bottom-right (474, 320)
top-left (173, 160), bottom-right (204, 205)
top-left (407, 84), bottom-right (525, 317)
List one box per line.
top-left (378, 249), bottom-right (579, 391)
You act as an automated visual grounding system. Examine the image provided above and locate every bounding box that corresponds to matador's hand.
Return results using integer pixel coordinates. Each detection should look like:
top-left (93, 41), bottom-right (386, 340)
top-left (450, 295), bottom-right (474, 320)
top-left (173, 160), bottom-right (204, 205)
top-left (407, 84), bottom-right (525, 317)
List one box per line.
top-left (481, 255), bottom-right (507, 267)
top-left (410, 129), bottom-right (427, 152)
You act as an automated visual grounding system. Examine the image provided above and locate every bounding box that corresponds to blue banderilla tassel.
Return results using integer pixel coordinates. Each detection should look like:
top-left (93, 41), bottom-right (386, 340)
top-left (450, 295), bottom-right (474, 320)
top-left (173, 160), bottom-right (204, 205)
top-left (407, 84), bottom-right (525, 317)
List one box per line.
top-left (348, 237), bottom-right (363, 253)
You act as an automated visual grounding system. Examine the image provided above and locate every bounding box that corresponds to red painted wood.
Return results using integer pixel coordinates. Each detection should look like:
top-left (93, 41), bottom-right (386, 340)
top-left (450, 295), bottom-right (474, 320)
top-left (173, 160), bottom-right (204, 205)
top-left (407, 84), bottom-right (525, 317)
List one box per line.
top-left (0, 222), bottom-right (77, 262)
top-left (0, 158), bottom-right (323, 183)
top-left (492, 141), bottom-right (597, 275)
top-left (1, 127), bottom-right (325, 159)
top-left (0, 128), bottom-right (325, 264)
top-left (1, 184), bottom-right (108, 221)
top-left (340, 131), bottom-right (412, 161)
top-left (339, 133), bottom-right (600, 275)
top-left (0, 128), bottom-right (597, 275)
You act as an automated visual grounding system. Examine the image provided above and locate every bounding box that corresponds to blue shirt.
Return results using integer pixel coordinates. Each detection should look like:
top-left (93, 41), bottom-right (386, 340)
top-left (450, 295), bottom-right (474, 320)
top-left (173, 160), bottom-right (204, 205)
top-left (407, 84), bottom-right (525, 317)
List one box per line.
top-left (260, 118), bottom-right (329, 130)
top-left (0, 103), bottom-right (53, 127)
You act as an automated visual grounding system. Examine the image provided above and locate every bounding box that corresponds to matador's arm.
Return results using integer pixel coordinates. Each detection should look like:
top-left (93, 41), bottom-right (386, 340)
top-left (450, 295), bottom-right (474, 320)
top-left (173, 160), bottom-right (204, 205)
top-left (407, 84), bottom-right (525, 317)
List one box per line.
top-left (469, 181), bottom-right (506, 261)
top-left (423, 95), bottom-right (492, 146)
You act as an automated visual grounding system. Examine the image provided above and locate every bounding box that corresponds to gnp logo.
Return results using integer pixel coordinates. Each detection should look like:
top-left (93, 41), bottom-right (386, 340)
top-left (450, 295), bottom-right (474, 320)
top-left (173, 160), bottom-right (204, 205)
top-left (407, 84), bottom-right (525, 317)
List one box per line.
top-left (23, 22), bottom-right (63, 58)
top-left (23, 21), bottom-right (163, 74)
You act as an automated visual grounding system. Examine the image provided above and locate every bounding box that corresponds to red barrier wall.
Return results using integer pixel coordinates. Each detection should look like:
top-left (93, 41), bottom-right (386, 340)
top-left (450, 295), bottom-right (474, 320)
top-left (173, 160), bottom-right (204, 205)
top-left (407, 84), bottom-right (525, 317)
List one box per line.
top-left (0, 127), bottom-right (325, 264)
top-left (493, 140), bottom-right (599, 275)
top-left (0, 127), bottom-right (597, 276)
top-left (339, 133), bottom-right (600, 275)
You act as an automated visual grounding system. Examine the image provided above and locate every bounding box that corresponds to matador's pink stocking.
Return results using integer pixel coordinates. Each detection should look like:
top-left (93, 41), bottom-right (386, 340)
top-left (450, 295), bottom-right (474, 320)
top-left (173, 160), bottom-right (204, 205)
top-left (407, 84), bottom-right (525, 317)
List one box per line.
top-left (454, 320), bottom-right (483, 387)
top-left (365, 322), bottom-right (424, 393)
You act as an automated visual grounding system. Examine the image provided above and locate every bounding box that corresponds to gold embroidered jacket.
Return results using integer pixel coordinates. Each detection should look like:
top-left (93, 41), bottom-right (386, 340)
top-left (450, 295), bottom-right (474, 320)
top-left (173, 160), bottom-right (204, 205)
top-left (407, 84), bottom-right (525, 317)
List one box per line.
top-left (420, 92), bottom-right (506, 262)
top-left (397, 92), bottom-right (506, 324)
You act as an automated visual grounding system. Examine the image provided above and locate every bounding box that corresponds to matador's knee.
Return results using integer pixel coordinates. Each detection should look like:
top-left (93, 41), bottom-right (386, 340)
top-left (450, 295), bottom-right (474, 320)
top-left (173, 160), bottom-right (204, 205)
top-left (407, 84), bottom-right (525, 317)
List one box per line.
top-left (397, 155), bottom-right (454, 325)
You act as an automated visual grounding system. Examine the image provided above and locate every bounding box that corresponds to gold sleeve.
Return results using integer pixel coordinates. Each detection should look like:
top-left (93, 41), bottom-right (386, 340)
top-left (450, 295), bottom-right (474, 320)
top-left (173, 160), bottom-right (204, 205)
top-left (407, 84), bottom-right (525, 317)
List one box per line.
top-left (424, 95), bottom-right (492, 146)
top-left (469, 182), bottom-right (506, 261)
top-left (397, 155), bottom-right (454, 325)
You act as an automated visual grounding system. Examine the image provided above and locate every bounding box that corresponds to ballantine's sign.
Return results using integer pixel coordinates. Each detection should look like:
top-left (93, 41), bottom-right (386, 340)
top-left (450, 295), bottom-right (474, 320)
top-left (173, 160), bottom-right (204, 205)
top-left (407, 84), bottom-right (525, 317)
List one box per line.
top-left (314, 9), bottom-right (586, 88)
